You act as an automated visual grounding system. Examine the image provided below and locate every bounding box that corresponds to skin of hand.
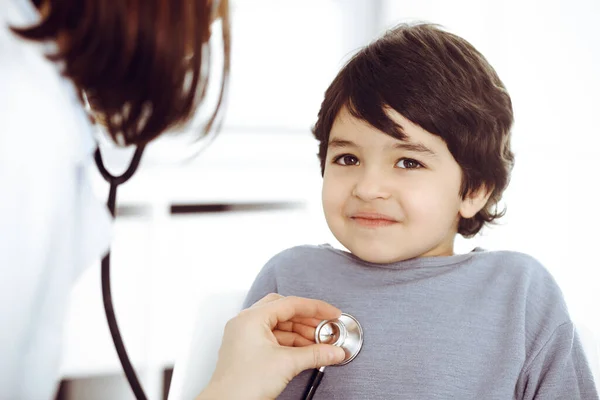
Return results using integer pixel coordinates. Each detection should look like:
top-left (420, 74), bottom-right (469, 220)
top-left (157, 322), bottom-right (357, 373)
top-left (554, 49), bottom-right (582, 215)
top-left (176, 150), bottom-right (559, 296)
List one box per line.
top-left (196, 293), bottom-right (347, 400)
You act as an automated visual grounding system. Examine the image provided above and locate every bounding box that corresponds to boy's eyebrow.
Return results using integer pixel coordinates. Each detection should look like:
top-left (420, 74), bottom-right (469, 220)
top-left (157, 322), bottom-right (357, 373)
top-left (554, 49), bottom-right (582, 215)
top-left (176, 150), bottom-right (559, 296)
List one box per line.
top-left (327, 138), bottom-right (356, 148)
top-left (328, 137), bottom-right (437, 156)
top-left (391, 142), bottom-right (437, 157)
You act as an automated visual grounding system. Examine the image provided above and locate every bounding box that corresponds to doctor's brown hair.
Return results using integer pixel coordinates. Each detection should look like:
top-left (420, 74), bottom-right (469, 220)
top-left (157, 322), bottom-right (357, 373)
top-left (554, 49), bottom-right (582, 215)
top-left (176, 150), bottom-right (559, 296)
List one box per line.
top-left (313, 23), bottom-right (514, 237)
top-left (12, 0), bottom-right (230, 146)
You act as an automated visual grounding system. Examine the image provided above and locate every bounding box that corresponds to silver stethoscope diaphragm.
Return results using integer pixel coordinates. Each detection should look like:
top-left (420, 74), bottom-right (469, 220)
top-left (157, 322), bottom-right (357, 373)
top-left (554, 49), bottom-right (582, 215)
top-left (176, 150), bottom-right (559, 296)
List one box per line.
top-left (303, 313), bottom-right (364, 399)
top-left (314, 313), bottom-right (363, 365)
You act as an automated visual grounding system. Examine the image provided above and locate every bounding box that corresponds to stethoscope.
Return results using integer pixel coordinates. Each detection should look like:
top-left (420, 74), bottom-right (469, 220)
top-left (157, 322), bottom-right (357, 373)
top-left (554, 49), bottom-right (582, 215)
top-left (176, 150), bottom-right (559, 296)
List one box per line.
top-left (302, 313), bottom-right (364, 400)
top-left (94, 145), bottom-right (149, 400)
top-left (94, 145), bottom-right (364, 400)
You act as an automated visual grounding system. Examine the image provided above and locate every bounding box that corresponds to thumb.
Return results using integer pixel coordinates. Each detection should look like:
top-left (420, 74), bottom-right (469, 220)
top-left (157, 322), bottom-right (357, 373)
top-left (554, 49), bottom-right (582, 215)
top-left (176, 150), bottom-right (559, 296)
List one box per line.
top-left (287, 344), bottom-right (346, 375)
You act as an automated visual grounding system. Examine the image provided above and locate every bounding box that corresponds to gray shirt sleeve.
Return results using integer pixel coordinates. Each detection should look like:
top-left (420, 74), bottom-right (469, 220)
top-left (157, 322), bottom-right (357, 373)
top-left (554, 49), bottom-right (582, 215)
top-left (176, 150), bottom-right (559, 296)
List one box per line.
top-left (516, 322), bottom-right (598, 399)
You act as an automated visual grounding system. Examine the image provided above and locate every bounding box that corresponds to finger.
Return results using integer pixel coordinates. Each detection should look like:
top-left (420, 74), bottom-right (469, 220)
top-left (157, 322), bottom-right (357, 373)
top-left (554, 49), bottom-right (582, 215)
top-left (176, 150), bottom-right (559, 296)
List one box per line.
top-left (263, 296), bottom-right (341, 330)
top-left (273, 330), bottom-right (314, 347)
top-left (275, 321), bottom-right (293, 331)
top-left (287, 344), bottom-right (346, 375)
top-left (275, 317), bottom-right (323, 332)
top-left (287, 317), bottom-right (324, 327)
top-left (276, 322), bottom-right (316, 341)
top-left (250, 293), bottom-right (284, 308)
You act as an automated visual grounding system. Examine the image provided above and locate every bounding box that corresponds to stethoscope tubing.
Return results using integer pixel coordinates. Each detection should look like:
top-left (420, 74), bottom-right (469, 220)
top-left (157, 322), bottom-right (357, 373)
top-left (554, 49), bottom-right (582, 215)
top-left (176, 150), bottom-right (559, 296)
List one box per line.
top-left (302, 366), bottom-right (326, 400)
top-left (95, 145), bottom-right (148, 400)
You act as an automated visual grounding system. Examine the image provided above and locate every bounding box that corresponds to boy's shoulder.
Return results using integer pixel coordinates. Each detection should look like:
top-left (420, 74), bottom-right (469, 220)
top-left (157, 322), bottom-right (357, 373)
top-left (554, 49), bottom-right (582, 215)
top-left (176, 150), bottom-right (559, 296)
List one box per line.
top-left (475, 248), bottom-right (556, 281)
top-left (475, 248), bottom-right (545, 270)
top-left (474, 249), bottom-right (570, 320)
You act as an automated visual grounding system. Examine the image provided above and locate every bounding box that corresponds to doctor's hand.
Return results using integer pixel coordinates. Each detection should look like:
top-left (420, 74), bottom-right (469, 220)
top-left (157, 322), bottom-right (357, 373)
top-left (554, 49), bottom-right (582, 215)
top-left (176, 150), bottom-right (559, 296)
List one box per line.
top-left (196, 293), bottom-right (346, 400)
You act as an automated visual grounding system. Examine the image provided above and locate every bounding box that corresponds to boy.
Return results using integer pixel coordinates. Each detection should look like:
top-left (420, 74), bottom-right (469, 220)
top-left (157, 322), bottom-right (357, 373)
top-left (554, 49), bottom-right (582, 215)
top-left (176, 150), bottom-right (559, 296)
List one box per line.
top-left (243, 23), bottom-right (598, 399)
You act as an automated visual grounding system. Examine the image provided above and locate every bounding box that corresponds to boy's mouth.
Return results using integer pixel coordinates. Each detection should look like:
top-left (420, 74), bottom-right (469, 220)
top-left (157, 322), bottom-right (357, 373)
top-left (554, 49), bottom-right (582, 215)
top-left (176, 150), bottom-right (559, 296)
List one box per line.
top-left (349, 212), bottom-right (398, 227)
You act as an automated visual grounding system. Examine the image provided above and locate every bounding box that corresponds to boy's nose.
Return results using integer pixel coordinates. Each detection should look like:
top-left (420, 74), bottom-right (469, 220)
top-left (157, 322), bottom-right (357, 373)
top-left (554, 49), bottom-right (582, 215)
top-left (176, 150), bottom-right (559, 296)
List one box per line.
top-left (351, 171), bottom-right (392, 201)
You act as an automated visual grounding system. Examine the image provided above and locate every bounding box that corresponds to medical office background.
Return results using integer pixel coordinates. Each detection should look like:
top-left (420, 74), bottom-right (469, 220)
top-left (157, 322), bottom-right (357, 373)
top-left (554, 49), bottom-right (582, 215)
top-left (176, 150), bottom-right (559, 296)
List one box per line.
top-left (47, 0), bottom-right (600, 398)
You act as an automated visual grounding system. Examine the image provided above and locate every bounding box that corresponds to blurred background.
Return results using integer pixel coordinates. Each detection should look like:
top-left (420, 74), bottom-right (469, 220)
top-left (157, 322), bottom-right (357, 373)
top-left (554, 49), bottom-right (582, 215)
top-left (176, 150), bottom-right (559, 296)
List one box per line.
top-left (55, 0), bottom-right (600, 398)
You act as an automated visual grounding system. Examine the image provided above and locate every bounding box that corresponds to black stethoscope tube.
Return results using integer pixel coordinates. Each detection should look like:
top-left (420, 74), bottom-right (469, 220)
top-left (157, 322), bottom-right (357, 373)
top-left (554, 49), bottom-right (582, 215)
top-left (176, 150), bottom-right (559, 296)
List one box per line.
top-left (302, 366), bottom-right (326, 400)
top-left (94, 145), bottom-right (147, 400)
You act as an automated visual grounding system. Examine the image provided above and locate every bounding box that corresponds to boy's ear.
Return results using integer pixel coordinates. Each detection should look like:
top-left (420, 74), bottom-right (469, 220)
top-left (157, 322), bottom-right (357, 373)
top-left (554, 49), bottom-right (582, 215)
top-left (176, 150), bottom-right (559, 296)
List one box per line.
top-left (459, 185), bottom-right (493, 219)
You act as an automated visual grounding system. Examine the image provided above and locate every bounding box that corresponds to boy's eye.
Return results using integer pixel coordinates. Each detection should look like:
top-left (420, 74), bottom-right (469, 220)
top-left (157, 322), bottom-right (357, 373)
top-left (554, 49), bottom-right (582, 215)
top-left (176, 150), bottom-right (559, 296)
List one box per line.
top-left (334, 154), bottom-right (360, 166)
top-left (396, 158), bottom-right (423, 169)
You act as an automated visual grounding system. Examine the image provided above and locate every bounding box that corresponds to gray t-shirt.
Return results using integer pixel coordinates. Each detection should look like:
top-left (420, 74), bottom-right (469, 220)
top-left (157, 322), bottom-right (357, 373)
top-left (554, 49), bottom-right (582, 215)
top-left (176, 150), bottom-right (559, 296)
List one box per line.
top-left (243, 245), bottom-right (598, 399)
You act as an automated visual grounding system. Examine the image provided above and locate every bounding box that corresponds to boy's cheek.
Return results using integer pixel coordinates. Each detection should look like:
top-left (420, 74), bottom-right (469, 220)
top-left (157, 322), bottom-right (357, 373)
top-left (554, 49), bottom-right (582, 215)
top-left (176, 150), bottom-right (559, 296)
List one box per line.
top-left (322, 174), bottom-right (352, 195)
top-left (322, 191), bottom-right (344, 214)
top-left (402, 190), bottom-right (452, 217)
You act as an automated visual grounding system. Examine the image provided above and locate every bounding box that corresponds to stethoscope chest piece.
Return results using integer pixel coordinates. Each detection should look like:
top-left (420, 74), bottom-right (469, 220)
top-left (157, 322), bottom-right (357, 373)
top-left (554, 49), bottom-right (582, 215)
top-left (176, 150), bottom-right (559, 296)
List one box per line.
top-left (314, 313), bottom-right (363, 365)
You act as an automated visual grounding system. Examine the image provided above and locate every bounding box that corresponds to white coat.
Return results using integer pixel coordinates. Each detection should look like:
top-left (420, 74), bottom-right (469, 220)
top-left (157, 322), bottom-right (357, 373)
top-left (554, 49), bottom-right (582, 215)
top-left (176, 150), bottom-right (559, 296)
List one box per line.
top-left (0, 1), bottom-right (112, 398)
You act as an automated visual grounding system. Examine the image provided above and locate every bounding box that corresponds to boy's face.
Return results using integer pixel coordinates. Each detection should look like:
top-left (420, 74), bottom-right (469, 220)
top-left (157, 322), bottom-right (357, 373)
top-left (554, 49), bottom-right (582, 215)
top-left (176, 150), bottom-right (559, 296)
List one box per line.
top-left (322, 106), bottom-right (486, 264)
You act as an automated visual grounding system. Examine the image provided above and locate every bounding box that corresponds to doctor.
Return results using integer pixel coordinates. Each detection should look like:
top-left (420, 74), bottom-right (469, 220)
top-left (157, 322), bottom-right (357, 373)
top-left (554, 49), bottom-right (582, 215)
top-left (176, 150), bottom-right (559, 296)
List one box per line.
top-left (0, 0), bottom-right (346, 399)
